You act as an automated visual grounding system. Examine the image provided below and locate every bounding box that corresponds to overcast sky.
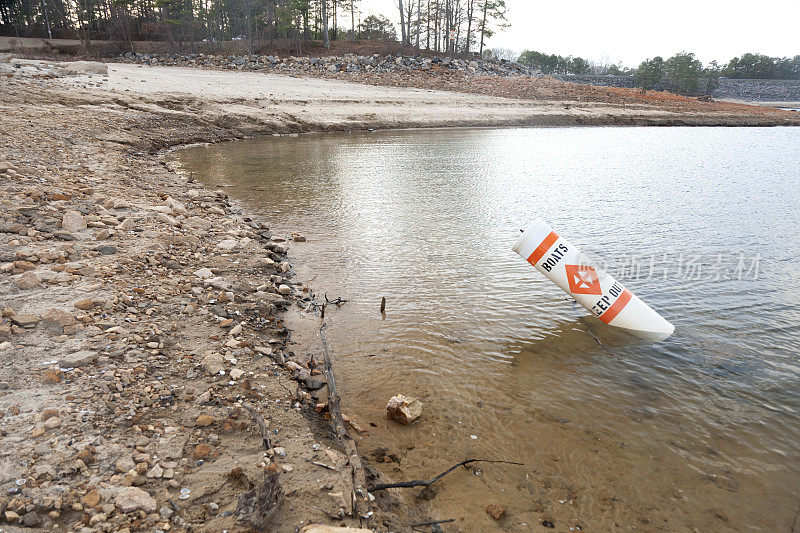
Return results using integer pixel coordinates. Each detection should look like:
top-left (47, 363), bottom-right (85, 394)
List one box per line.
top-left (354, 0), bottom-right (800, 67)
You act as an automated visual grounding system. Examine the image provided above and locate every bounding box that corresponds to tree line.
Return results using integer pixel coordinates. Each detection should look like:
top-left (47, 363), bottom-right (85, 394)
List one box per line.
top-left (512, 49), bottom-right (800, 95)
top-left (0, 0), bottom-right (508, 56)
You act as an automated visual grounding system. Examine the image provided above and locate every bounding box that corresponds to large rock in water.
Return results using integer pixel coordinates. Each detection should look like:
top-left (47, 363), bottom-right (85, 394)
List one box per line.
top-left (386, 395), bottom-right (423, 424)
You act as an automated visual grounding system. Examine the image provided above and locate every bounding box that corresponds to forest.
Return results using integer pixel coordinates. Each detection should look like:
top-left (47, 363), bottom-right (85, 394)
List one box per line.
top-left (0, 0), bottom-right (508, 57)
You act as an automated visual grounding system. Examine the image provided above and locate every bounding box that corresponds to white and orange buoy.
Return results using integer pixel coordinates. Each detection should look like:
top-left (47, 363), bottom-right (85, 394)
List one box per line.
top-left (513, 218), bottom-right (674, 342)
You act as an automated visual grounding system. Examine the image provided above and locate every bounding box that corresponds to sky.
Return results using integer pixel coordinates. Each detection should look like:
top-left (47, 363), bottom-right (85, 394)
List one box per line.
top-left (353, 0), bottom-right (800, 67)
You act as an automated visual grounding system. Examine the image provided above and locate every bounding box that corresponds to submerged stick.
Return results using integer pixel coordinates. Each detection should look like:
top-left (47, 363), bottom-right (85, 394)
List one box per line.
top-left (320, 323), bottom-right (371, 518)
top-left (369, 459), bottom-right (523, 491)
top-left (380, 296), bottom-right (386, 314)
top-left (410, 518), bottom-right (455, 528)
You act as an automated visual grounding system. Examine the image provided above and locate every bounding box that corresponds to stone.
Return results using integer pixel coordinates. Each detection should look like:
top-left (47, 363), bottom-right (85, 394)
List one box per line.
top-left (96, 245), bottom-right (118, 255)
top-left (165, 197), bottom-right (187, 215)
top-left (195, 414), bottom-right (214, 427)
top-left (114, 486), bottom-right (157, 513)
top-left (4, 510), bottom-right (20, 523)
top-left (386, 395), bottom-right (423, 424)
top-left (62, 210), bottom-right (87, 232)
top-left (200, 352), bottom-right (224, 375)
top-left (277, 284), bottom-right (292, 295)
top-left (42, 308), bottom-right (77, 332)
top-left (22, 511), bottom-right (40, 527)
top-left (486, 503), bottom-right (505, 520)
top-left (82, 489), bottom-right (102, 508)
top-left (14, 271), bottom-right (41, 289)
top-left (156, 212), bottom-right (180, 226)
top-left (58, 350), bottom-right (98, 368)
top-left (192, 443), bottom-right (212, 460)
top-left (194, 267), bottom-right (213, 279)
top-left (43, 416), bottom-right (62, 429)
top-left (116, 456), bottom-right (136, 473)
top-left (41, 408), bottom-right (60, 421)
top-left (74, 298), bottom-right (94, 310)
top-left (216, 238), bottom-right (238, 251)
top-left (10, 314), bottom-right (39, 328)
top-left (146, 464), bottom-right (164, 478)
top-left (229, 368), bottom-right (245, 380)
top-left (117, 218), bottom-right (135, 231)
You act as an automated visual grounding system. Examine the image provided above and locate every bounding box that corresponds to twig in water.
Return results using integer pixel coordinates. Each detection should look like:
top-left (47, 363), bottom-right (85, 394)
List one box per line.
top-left (410, 518), bottom-right (455, 529)
top-left (324, 292), bottom-right (349, 306)
top-left (369, 459), bottom-right (523, 491)
top-left (319, 323), bottom-right (370, 517)
top-left (380, 296), bottom-right (386, 314)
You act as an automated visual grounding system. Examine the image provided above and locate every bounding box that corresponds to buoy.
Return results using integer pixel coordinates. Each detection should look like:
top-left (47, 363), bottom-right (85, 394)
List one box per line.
top-left (513, 218), bottom-right (674, 342)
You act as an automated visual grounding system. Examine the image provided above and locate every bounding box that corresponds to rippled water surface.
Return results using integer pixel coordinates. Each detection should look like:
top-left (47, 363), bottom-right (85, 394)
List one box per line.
top-left (173, 127), bottom-right (800, 531)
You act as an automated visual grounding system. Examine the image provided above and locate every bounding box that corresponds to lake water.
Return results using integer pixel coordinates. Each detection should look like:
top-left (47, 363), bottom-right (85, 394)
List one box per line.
top-left (173, 126), bottom-right (800, 531)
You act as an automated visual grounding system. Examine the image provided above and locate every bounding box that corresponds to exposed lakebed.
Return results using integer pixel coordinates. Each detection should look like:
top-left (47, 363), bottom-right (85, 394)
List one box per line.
top-left (173, 126), bottom-right (800, 530)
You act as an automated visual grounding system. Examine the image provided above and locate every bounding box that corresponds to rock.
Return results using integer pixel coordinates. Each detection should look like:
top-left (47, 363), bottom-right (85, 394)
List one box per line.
top-left (192, 443), bottom-right (212, 460)
top-left (194, 267), bottom-right (213, 279)
top-left (277, 284), bottom-right (292, 295)
top-left (42, 308), bottom-right (77, 332)
top-left (74, 298), bottom-right (94, 310)
top-left (10, 314), bottom-right (39, 328)
top-left (62, 210), bottom-right (87, 232)
top-left (165, 197), bottom-right (188, 215)
top-left (486, 503), bottom-right (505, 520)
top-left (82, 489), bottom-right (102, 508)
top-left (195, 414), bottom-right (214, 427)
top-left (146, 464), bottom-right (164, 478)
top-left (43, 416), bottom-right (62, 429)
top-left (114, 486), bottom-right (157, 513)
top-left (96, 245), bottom-right (117, 255)
top-left (216, 238), bottom-right (238, 251)
top-left (386, 395), bottom-right (423, 424)
top-left (22, 511), bottom-right (40, 527)
top-left (14, 271), bottom-right (41, 289)
top-left (156, 212), bottom-right (180, 226)
top-left (117, 218), bottom-right (135, 231)
top-left (116, 456), bottom-right (135, 473)
top-left (200, 352), bottom-right (224, 374)
top-left (4, 510), bottom-right (20, 523)
top-left (229, 368), bottom-right (245, 380)
top-left (41, 408), bottom-right (59, 421)
top-left (58, 350), bottom-right (98, 368)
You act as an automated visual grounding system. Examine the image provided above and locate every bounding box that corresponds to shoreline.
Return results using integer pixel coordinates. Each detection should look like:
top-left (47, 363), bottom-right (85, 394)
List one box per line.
top-left (0, 58), bottom-right (798, 532)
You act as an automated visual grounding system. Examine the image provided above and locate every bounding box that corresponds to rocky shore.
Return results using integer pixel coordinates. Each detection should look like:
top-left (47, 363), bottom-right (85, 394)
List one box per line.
top-left (0, 69), bottom-right (418, 532)
top-left (116, 51), bottom-right (533, 78)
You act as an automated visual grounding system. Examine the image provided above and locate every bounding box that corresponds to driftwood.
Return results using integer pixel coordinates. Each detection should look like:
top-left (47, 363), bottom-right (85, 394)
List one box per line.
top-left (236, 465), bottom-right (283, 528)
top-left (319, 323), bottom-right (371, 519)
top-left (369, 459), bottom-right (523, 492)
top-left (242, 403), bottom-right (272, 452)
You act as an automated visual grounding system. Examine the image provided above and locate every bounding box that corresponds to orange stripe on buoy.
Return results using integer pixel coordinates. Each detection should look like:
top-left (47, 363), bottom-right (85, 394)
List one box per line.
top-left (526, 231), bottom-right (559, 266)
top-left (599, 289), bottom-right (632, 324)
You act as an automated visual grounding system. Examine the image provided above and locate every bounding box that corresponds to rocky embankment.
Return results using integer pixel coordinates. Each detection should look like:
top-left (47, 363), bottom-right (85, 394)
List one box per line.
top-left (116, 51), bottom-right (532, 77)
top-left (0, 71), bottom-right (411, 531)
